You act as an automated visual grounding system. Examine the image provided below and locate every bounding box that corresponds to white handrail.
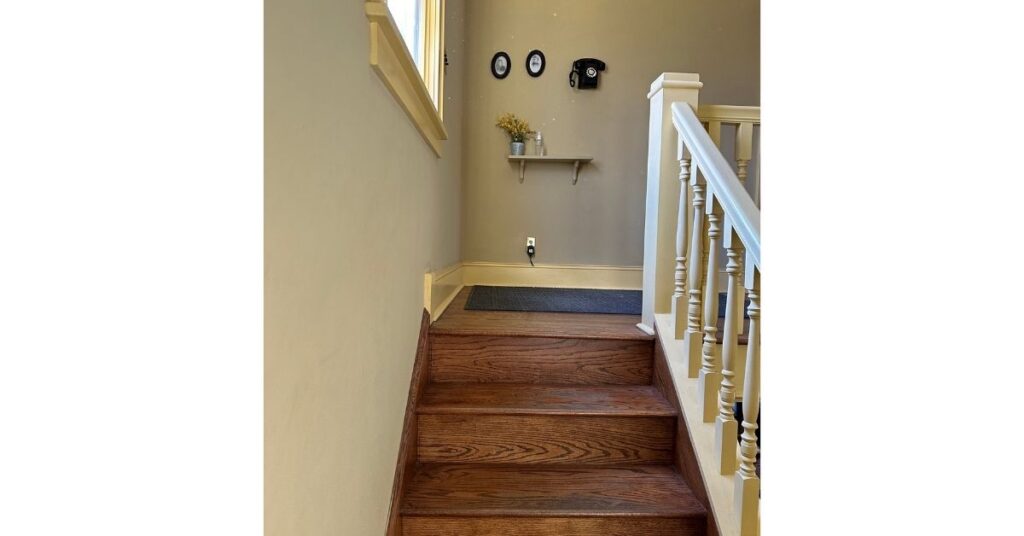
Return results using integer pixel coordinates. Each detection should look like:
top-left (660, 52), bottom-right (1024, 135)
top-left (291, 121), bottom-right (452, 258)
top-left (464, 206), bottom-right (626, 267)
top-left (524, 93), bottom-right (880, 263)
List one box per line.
top-left (671, 102), bottom-right (760, 268)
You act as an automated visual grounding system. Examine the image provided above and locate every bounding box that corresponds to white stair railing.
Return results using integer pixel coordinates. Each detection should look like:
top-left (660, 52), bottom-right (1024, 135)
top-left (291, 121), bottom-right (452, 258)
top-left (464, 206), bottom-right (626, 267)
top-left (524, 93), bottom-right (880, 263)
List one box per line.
top-left (697, 104), bottom-right (759, 376)
top-left (697, 105), bottom-right (761, 208)
top-left (641, 73), bottom-right (760, 536)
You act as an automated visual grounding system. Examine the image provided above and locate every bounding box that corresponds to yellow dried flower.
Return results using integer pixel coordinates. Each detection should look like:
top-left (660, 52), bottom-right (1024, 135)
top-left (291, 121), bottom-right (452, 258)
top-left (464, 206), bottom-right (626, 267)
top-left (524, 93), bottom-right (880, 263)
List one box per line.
top-left (495, 112), bottom-right (531, 143)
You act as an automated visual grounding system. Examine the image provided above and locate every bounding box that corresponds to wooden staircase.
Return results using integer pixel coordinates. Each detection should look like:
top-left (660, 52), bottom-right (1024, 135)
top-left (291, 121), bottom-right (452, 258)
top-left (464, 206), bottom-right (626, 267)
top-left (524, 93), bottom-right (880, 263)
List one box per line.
top-left (390, 288), bottom-right (709, 535)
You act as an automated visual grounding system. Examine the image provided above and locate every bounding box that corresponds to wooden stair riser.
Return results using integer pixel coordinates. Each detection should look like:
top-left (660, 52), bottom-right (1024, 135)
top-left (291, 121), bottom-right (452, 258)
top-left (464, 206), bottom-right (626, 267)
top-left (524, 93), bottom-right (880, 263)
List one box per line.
top-left (402, 517), bottom-right (705, 536)
top-left (417, 414), bottom-right (675, 465)
top-left (430, 334), bottom-right (654, 384)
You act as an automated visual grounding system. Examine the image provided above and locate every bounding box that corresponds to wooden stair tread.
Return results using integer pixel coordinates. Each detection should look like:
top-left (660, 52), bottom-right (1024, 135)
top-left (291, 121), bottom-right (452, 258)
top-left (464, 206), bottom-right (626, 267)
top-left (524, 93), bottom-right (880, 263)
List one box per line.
top-left (418, 383), bottom-right (676, 416)
top-left (417, 413), bottom-right (674, 465)
top-left (431, 287), bottom-right (652, 341)
top-left (401, 464), bottom-right (705, 518)
top-left (430, 335), bottom-right (654, 385)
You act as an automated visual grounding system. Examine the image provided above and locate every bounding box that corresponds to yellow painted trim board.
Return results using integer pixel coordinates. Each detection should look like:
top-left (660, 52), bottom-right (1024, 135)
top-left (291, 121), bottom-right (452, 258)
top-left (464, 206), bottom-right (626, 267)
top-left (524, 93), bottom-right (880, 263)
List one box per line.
top-left (424, 263), bottom-right (464, 322)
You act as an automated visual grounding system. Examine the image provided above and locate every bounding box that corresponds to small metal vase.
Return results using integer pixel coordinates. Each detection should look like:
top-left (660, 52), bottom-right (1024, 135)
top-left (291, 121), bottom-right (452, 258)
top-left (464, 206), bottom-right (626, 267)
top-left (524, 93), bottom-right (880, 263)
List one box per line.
top-left (510, 141), bottom-right (526, 156)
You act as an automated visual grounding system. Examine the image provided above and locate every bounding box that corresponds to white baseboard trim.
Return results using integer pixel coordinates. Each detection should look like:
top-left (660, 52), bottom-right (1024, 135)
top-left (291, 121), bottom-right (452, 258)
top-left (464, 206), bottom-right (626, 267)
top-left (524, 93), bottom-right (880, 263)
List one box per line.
top-left (462, 261), bottom-right (642, 290)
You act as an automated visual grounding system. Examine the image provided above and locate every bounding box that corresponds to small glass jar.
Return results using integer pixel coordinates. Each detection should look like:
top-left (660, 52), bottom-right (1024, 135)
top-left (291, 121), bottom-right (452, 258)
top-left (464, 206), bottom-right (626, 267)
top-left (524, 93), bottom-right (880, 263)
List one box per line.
top-left (534, 131), bottom-right (545, 156)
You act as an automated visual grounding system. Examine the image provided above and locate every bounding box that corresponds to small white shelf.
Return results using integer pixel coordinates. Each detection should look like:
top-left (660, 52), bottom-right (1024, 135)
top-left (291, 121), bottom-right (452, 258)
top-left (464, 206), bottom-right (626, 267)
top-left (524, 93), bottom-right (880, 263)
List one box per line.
top-left (508, 155), bottom-right (594, 185)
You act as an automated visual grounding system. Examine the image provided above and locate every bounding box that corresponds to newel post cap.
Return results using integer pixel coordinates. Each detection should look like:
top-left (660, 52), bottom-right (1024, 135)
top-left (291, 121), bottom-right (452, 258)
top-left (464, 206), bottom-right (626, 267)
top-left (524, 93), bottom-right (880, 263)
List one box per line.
top-left (648, 73), bottom-right (703, 99)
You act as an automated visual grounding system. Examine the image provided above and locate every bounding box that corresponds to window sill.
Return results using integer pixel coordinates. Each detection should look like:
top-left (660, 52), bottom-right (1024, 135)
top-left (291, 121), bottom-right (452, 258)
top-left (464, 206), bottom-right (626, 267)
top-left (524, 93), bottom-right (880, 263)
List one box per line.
top-left (365, 1), bottom-right (448, 157)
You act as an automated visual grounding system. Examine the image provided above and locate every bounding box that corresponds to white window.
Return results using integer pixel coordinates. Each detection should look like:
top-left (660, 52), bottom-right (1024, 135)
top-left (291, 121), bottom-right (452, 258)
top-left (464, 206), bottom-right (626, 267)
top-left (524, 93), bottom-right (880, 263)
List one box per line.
top-left (389, 0), bottom-right (423, 70)
top-left (386, 0), bottom-right (444, 115)
top-left (365, 0), bottom-right (448, 155)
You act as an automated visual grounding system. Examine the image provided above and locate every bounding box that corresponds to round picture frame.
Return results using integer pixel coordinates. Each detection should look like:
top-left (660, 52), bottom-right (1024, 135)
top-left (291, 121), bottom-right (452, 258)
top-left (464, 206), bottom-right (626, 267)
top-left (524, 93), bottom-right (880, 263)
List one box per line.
top-left (491, 51), bottom-right (511, 79)
top-left (525, 49), bottom-right (545, 77)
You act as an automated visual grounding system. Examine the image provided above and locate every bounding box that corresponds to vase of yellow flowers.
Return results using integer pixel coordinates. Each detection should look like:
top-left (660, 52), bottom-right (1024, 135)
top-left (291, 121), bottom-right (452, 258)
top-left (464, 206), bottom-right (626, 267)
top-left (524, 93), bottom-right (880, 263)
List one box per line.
top-left (496, 112), bottom-right (531, 155)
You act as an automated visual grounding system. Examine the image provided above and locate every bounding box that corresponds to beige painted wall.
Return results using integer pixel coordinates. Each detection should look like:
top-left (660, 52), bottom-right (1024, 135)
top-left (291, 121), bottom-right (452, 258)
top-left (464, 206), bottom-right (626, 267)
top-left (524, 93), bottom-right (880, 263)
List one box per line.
top-left (264, 0), bottom-right (465, 534)
top-left (461, 0), bottom-right (759, 266)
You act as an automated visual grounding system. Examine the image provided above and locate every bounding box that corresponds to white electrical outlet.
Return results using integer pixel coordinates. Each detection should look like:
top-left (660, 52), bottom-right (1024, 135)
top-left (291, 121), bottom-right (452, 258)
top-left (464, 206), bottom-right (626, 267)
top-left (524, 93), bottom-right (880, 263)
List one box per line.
top-left (526, 237), bottom-right (536, 248)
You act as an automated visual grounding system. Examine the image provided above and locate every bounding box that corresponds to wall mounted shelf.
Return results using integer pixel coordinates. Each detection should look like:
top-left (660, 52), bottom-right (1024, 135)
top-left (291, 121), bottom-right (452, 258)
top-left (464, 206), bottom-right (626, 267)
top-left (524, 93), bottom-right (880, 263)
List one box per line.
top-left (508, 155), bottom-right (593, 185)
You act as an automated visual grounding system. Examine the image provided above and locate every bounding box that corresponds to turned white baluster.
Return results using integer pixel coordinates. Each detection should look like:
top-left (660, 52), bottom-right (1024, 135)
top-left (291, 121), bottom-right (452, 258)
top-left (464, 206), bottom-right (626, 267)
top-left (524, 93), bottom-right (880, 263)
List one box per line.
top-left (699, 201), bottom-right (723, 423)
top-left (683, 166), bottom-right (706, 375)
top-left (715, 228), bottom-right (744, 474)
top-left (735, 122), bottom-right (753, 186)
top-left (672, 139), bottom-right (691, 339)
top-left (706, 120), bottom-right (722, 148)
top-left (733, 122), bottom-right (753, 338)
top-left (753, 131), bottom-right (761, 208)
top-left (735, 261), bottom-right (760, 536)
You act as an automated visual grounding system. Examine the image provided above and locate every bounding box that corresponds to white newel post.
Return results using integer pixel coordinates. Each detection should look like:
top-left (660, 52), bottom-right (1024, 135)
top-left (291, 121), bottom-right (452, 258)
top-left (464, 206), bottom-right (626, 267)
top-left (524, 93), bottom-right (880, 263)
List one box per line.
top-left (639, 73), bottom-right (702, 335)
top-left (736, 259), bottom-right (760, 536)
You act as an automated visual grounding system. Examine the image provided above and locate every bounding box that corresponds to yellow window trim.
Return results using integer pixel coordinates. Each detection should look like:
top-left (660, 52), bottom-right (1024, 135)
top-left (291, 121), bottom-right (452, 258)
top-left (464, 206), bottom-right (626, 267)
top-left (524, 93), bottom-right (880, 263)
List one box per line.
top-left (421, 0), bottom-right (444, 118)
top-left (365, 1), bottom-right (447, 157)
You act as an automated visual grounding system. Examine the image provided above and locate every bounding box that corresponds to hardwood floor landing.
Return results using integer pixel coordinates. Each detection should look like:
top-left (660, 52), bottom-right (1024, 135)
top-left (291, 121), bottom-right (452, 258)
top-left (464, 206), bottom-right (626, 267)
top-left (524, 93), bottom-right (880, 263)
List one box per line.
top-left (431, 287), bottom-right (651, 340)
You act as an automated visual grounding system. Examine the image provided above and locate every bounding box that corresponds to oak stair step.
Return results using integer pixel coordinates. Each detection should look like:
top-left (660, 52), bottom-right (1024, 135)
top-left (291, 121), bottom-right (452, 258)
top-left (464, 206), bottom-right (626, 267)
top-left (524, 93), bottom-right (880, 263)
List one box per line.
top-left (417, 383), bottom-right (676, 465)
top-left (417, 413), bottom-right (675, 465)
top-left (430, 334), bottom-right (654, 384)
top-left (401, 464), bottom-right (706, 536)
top-left (418, 383), bottom-right (676, 416)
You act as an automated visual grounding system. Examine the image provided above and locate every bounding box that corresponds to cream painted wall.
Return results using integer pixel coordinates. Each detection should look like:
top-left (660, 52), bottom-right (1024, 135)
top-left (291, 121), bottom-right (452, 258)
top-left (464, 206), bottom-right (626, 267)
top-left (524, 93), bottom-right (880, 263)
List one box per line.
top-left (461, 0), bottom-right (759, 266)
top-left (265, 0), bottom-right (465, 534)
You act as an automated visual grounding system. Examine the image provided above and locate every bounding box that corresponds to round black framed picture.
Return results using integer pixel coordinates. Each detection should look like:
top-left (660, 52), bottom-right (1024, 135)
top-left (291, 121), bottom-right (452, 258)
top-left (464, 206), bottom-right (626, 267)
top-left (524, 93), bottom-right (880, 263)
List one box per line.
top-left (491, 51), bottom-right (510, 79)
top-left (525, 49), bottom-right (545, 77)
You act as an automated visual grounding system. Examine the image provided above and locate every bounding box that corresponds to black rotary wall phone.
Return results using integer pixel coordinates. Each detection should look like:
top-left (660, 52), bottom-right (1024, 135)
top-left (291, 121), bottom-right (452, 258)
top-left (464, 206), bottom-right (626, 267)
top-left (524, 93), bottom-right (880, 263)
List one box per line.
top-left (569, 58), bottom-right (606, 89)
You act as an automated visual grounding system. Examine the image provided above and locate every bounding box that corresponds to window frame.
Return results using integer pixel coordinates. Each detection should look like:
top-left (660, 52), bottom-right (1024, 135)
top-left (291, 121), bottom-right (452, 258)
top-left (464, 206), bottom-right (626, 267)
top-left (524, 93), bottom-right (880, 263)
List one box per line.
top-left (419, 0), bottom-right (445, 117)
top-left (364, 0), bottom-right (447, 157)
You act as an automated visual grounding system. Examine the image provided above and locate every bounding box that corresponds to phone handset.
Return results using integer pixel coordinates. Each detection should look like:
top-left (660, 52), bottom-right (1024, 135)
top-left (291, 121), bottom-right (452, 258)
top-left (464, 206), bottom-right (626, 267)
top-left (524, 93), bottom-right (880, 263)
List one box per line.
top-left (569, 58), bottom-right (607, 89)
